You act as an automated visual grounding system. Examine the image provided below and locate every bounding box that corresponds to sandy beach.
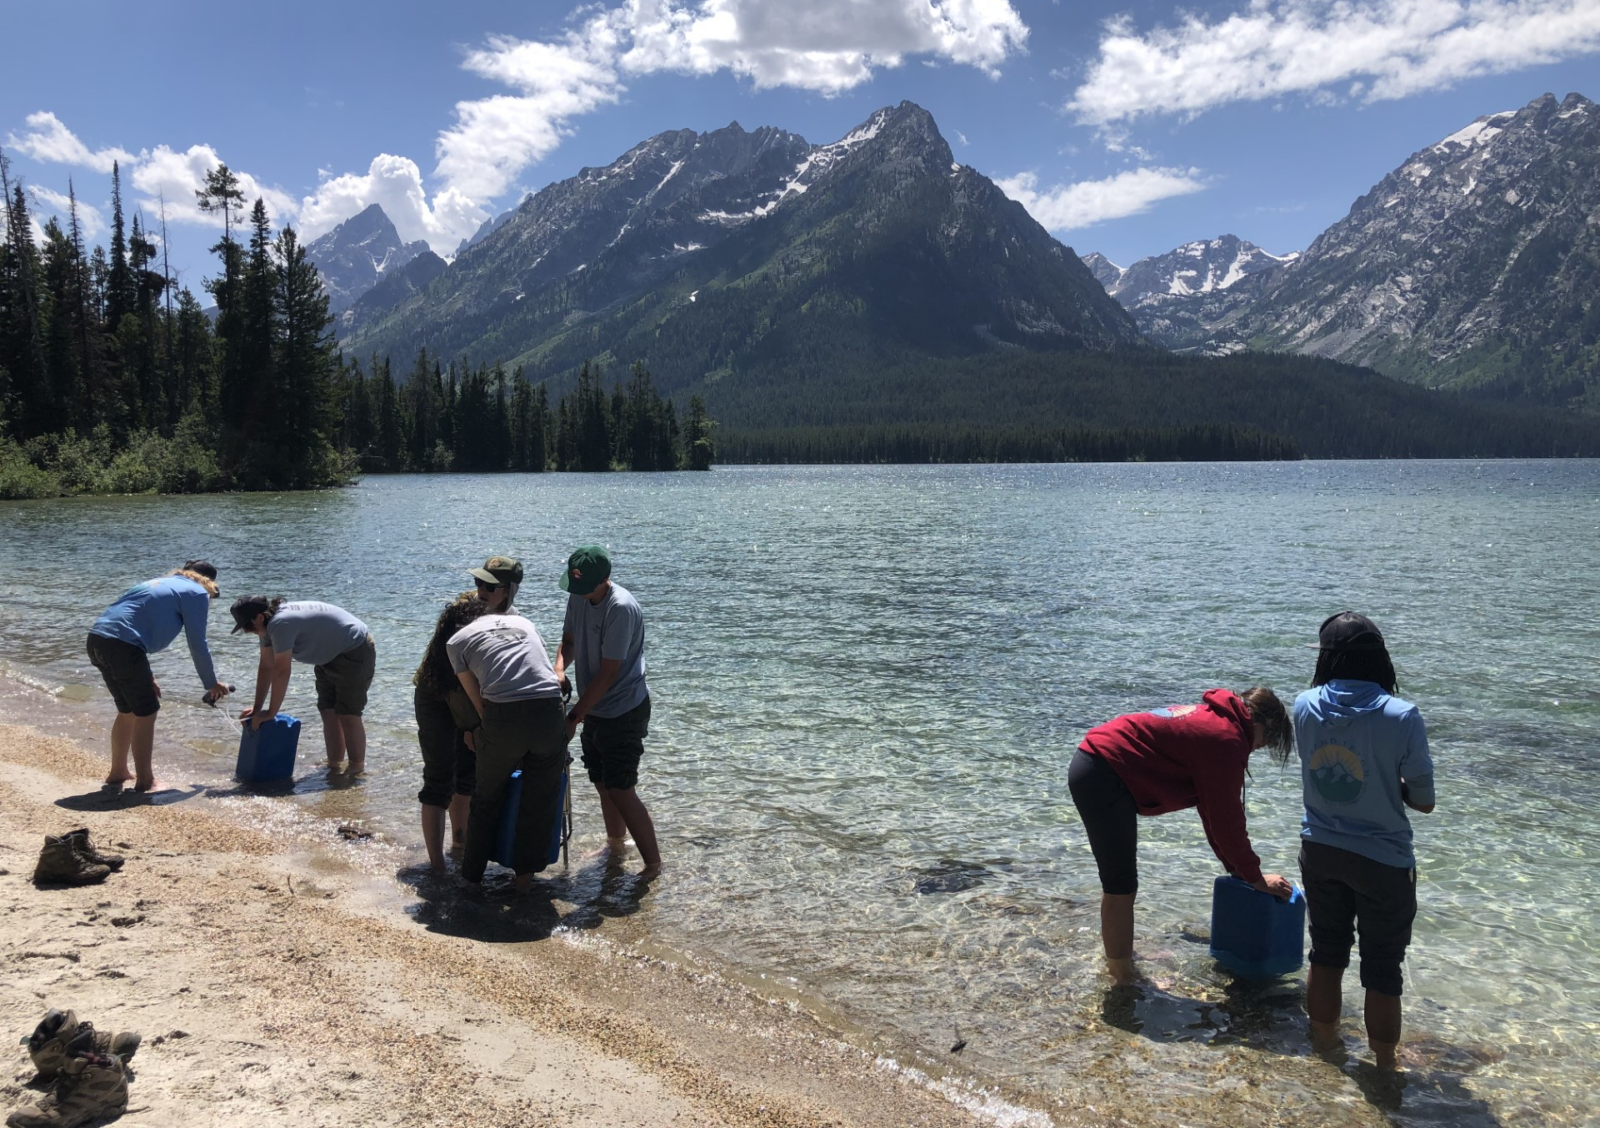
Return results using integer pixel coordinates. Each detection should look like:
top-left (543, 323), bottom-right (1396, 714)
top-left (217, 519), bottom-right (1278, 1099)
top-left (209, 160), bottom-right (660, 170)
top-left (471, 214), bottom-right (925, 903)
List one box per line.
top-left (0, 722), bottom-right (1065, 1128)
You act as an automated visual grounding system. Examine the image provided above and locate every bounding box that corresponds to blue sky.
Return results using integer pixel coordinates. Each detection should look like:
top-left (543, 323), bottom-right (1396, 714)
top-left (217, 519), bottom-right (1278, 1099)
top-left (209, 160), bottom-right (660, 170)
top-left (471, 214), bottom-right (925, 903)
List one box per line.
top-left (3, 0), bottom-right (1597, 292)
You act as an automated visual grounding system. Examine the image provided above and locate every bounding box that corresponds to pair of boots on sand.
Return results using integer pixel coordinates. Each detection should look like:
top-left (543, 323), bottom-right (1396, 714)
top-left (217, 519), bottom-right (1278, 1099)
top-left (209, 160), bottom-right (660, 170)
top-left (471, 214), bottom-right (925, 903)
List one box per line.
top-left (30, 830), bottom-right (125, 886)
top-left (8, 1010), bottom-right (140, 1127)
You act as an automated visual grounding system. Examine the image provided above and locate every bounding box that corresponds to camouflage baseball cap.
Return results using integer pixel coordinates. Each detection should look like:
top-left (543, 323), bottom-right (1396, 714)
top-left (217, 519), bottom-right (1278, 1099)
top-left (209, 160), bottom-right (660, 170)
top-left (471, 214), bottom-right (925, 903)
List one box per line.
top-left (560, 546), bottom-right (611, 595)
top-left (468, 556), bottom-right (523, 587)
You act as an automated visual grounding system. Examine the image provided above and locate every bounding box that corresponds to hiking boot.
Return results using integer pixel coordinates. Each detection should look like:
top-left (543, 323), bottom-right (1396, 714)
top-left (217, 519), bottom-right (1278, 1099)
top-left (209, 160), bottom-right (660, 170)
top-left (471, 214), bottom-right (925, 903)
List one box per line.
top-left (62, 829), bottom-right (124, 871)
top-left (23, 1013), bottom-right (139, 1081)
top-left (5, 1044), bottom-right (128, 1127)
top-left (31, 837), bottom-right (110, 887)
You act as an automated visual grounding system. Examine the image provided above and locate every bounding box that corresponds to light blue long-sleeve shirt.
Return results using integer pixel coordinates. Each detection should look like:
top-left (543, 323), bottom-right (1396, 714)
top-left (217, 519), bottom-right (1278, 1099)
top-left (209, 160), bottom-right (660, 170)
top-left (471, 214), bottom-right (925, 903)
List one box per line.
top-left (1295, 680), bottom-right (1435, 869)
top-left (91, 575), bottom-right (218, 689)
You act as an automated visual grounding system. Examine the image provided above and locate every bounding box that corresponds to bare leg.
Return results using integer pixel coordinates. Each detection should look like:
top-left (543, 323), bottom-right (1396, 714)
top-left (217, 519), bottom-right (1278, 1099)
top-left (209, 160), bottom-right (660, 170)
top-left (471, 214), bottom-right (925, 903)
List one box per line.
top-left (601, 786), bottom-right (660, 871)
top-left (1101, 892), bottom-right (1137, 984)
top-left (420, 804), bottom-right (449, 874)
top-left (319, 708), bottom-right (347, 770)
top-left (339, 715), bottom-right (367, 774)
top-left (106, 712), bottom-right (135, 786)
top-left (448, 794), bottom-right (470, 847)
top-left (1307, 962), bottom-right (1346, 1053)
top-left (1365, 990), bottom-right (1402, 1070)
top-left (129, 713), bottom-right (159, 790)
top-left (592, 781), bottom-right (629, 841)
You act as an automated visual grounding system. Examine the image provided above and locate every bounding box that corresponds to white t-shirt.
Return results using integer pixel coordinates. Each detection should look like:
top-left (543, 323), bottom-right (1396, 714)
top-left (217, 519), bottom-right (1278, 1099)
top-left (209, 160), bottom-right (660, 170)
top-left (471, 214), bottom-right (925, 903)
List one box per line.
top-left (445, 614), bottom-right (561, 703)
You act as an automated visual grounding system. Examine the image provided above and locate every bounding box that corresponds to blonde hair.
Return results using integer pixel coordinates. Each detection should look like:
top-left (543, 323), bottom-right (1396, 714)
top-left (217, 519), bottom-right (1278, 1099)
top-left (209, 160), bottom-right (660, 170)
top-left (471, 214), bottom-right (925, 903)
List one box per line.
top-left (170, 569), bottom-right (220, 598)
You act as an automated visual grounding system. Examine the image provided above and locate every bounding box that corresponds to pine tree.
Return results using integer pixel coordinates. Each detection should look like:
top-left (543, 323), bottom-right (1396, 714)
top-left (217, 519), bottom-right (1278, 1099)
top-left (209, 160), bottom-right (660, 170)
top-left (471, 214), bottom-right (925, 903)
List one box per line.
top-left (106, 162), bottom-right (134, 332)
top-left (273, 223), bottom-right (339, 486)
top-left (0, 154), bottom-right (49, 436)
top-left (683, 395), bottom-right (715, 470)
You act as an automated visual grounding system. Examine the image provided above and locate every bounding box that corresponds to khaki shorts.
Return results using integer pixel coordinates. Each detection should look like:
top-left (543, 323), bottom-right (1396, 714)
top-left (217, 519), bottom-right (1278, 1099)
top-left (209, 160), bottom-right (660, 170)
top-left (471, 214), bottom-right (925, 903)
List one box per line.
top-left (314, 636), bottom-right (376, 716)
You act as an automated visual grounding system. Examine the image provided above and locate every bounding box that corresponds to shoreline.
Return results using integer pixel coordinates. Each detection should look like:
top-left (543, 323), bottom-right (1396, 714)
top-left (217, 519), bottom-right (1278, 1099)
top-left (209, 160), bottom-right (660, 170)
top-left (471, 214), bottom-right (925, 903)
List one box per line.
top-left (0, 719), bottom-right (1062, 1128)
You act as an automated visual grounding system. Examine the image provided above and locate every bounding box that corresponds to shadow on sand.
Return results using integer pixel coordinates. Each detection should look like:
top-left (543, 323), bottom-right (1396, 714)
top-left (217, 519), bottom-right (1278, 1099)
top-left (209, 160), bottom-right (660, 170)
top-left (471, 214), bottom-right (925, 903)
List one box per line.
top-left (55, 784), bottom-right (205, 812)
top-left (396, 853), bottom-right (657, 944)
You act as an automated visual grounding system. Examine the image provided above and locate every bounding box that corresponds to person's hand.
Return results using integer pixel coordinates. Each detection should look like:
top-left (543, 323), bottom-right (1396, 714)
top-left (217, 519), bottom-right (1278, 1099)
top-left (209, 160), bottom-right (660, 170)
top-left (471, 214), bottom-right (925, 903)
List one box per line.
top-left (152, 678), bottom-right (162, 699)
top-left (1254, 874), bottom-right (1294, 900)
top-left (250, 710), bottom-right (276, 731)
top-left (565, 712), bottom-right (581, 741)
top-left (203, 683), bottom-right (232, 705)
top-left (463, 728), bottom-right (477, 752)
top-left (559, 675), bottom-right (572, 700)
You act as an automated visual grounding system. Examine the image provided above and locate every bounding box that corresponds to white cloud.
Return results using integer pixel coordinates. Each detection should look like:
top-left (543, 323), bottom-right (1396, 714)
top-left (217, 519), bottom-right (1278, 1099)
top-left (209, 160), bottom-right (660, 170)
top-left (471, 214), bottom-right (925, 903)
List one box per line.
top-left (28, 185), bottom-right (106, 241)
top-left (1069, 0), bottom-right (1600, 125)
top-left (297, 154), bottom-right (487, 251)
top-left (434, 0), bottom-right (1029, 200)
top-left (130, 143), bottom-right (298, 229)
top-left (7, 112), bottom-right (134, 174)
top-left (996, 167), bottom-right (1207, 230)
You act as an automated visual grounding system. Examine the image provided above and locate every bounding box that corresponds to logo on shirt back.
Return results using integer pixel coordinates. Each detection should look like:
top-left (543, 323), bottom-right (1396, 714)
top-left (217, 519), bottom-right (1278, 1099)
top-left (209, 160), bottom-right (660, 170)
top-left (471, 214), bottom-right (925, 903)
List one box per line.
top-left (1309, 743), bottom-right (1365, 804)
top-left (1148, 704), bottom-right (1198, 719)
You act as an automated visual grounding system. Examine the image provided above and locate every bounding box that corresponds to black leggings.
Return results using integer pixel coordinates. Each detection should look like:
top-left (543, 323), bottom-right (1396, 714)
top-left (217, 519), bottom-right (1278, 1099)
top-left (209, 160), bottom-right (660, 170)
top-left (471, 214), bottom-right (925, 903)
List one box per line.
top-left (1068, 749), bottom-right (1139, 895)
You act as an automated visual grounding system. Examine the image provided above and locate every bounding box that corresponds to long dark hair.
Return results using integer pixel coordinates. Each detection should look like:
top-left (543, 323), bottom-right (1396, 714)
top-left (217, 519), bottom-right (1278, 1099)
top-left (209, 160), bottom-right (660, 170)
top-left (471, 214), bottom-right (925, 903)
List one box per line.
top-left (413, 593), bottom-right (491, 695)
top-left (1238, 687), bottom-right (1293, 765)
top-left (1311, 612), bottom-right (1398, 694)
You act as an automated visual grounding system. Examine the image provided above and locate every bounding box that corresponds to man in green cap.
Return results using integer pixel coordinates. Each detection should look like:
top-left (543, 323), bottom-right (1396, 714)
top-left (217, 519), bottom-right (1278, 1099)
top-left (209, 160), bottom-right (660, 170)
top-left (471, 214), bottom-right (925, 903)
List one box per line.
top-left (468, 555), bottom-right (522, 613)
top-left (554, 545), bottom-right (661, 875)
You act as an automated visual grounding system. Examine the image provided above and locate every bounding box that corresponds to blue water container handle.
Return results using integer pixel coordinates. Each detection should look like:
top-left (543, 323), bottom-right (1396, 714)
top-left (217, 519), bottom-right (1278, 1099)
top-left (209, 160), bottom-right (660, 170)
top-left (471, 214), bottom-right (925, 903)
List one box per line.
top-left (1220, 873), bottom-right (1304, 905)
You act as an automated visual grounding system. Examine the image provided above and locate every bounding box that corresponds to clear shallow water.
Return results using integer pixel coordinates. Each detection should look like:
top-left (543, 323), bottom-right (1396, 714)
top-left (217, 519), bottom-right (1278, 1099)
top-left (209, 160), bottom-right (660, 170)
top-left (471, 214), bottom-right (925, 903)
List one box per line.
top-left (2, 462), bottom-right (1597, 1126)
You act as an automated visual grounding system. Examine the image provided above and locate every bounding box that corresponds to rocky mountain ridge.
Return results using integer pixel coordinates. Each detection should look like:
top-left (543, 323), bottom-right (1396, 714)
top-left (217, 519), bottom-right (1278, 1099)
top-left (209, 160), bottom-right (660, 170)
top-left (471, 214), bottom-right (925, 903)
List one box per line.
top-left (304, 204), bottom-right (431, 313)
top-left (340, 102), bottom-right (1138, 389)
top-left (1089, 92), bottom-right (1600, 406)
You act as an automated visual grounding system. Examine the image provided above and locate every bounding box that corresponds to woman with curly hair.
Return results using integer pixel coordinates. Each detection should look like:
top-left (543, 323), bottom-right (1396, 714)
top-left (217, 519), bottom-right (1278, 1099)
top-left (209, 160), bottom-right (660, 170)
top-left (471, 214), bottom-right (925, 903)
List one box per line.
top-left (1071, 686), bottom-right (1295, 984)
top-left (88, 560), bottom-right (230, 792)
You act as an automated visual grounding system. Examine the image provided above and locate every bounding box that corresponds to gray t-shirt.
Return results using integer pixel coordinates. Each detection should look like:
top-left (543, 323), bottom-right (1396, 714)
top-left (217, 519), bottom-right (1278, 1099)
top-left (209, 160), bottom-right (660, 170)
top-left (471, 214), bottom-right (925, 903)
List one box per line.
top-left (263, 601), bottom-right (369, 667)
top-left (446, 614), bottom-right (560, 703)
top-left (563, 583), bottom-right (648, 719)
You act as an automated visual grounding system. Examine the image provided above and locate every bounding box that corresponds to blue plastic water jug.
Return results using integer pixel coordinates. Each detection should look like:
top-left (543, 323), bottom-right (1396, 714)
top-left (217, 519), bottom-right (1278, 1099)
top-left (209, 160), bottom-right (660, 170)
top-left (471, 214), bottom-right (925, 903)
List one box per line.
top-left (1209, 874), bottom-right (1307, 978)
top-left (489, 769), bottom-right (568, 868)
top-left (235, 714), bottom-right (301, 782)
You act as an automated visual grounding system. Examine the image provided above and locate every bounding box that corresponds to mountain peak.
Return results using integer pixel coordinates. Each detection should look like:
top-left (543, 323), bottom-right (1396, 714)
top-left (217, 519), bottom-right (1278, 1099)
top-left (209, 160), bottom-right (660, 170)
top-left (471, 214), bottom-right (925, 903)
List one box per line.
top-left (305, 202), bottom-right (429, 314)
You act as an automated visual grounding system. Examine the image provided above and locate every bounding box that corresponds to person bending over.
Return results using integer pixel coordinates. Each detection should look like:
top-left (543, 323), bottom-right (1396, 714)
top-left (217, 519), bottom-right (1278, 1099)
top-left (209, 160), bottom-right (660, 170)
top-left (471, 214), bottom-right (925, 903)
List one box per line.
top-left (447, 603), bottom-right (567, 894)
top-left (469, 555), bottom-right (521, 613)
top-left (414, 594), bottom-right (488, 874)
top-left (553, 545), bottom-right (661, 876)
top-left (1071, 687), bottom-right (1294, 985)
top-left (231, 596), bottom-right (376, 775)
top-left (1297, 612), bottom-right (1435, 1071)
top-left (87, 560), bottom-right (230, 792)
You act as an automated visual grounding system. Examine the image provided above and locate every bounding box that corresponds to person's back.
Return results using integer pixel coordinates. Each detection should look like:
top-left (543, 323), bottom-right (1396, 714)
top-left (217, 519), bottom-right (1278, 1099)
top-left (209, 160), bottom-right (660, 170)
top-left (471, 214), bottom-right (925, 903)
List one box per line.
top-left (1295, 612), bottom-right (1435, 1072)
top-left (1296, 680), bottom-right (1432, 868)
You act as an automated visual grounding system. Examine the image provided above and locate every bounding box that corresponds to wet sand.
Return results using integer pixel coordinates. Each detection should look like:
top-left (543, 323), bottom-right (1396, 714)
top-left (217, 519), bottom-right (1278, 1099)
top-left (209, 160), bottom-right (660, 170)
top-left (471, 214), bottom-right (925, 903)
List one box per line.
top-left (0, 722), bottom-right (1057, 1128)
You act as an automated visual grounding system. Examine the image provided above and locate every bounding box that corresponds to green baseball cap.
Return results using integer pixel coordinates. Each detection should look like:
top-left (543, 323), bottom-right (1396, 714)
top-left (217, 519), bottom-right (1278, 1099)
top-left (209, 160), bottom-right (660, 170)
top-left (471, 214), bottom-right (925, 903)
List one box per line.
top-left (468, 556), bottom-right (523, 586)
top-left (560, 546), bottom-right (611, 595)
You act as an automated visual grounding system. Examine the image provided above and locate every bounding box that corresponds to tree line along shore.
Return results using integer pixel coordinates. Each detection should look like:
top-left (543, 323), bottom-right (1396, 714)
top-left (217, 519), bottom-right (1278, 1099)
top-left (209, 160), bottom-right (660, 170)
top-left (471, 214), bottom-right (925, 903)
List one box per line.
top-left (0, 159), bottom-right (715, 500)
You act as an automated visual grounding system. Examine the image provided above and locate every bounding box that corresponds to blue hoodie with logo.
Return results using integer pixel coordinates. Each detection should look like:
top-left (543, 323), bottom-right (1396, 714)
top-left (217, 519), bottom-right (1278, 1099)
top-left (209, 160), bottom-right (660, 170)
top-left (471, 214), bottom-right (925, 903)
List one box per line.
top-left (1294, 680), bottom-right (1435, 869)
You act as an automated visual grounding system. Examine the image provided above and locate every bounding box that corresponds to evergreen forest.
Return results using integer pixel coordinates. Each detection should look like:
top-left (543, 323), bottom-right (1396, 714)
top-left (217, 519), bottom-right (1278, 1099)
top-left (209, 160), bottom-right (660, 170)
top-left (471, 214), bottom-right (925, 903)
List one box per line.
top-left (0, 156), bottom-right (716, 499)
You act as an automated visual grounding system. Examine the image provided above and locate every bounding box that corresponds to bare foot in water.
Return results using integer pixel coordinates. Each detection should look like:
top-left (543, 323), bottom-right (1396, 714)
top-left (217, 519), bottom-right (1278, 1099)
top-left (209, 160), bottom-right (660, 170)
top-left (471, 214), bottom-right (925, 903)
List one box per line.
top-left (102, 775), bottom-right (134, 792)
top-left (638, 862), bottom-right (663, 881)
top-left (585, 837), bottom-right (629, 861)
top-left (132, 778), bottom-right (166, 793)
top-left (345, 761), bottom-right (365, 777)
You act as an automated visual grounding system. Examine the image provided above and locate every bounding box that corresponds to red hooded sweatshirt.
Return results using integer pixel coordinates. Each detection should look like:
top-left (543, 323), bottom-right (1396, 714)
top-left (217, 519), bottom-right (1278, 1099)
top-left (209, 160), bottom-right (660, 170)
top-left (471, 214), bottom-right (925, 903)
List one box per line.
top-left (1077, 688), bottom-right (1263, 885)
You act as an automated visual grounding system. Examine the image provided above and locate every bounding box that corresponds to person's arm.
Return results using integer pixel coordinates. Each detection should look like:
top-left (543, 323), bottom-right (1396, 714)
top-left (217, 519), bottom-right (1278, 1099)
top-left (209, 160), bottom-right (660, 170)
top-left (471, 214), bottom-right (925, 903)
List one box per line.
top-left (1399, 708), bottom-right (1436, 814)
top-left (1194, 754), bottom-right (1281, 892)
top-left (456, 669), bottom-right (486, 720)
top-left (554, 623), bottom-right (575, 698)
top-left (249, 651), bottom-right (293, 729)
top-left (245, 643), bottom-right (274, 716)
top-left (179, 588), bottom-right (227, 700)
top-left (567, 658), bottom-right (622, 731)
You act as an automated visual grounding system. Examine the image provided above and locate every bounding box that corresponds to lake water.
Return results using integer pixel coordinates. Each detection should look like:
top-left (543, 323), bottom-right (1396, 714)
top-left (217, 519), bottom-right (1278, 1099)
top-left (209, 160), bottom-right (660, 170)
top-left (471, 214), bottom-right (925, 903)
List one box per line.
top-left (2, 462), bottom-right (1596, 1127)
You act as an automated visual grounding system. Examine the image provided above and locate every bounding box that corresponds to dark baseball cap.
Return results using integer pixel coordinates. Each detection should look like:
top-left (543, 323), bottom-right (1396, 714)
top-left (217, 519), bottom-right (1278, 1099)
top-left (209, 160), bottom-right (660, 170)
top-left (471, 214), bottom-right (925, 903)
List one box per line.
top-left (468, 556), bottom-right (523, 587)
top-left (1313, 611), bottom-right (1388, 651)
top-left (183, 559), bottom-right (218, 581)
top-left (229, 595), bottom-right (272, 634)
top-left (560, 546), bottom-right (611, 595)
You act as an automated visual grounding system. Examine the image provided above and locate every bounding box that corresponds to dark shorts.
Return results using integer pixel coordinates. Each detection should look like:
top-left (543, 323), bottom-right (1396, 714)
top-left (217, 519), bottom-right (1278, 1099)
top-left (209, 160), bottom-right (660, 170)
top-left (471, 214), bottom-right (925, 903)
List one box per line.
top-left (314, 636), bottom-right (376, 716)
top-left (1300, 839), bottom-right (1417, 997)
top-left (1068, 748), bottom-right (1139, 895)
top-left (580, 696), bottom-right (651, 791)
top-left (415, 685), bottom-right (478, 808)
top-left (86, 632), bottom-right (159, 717)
